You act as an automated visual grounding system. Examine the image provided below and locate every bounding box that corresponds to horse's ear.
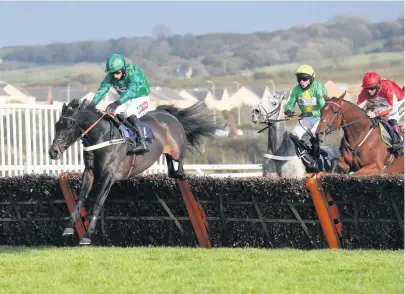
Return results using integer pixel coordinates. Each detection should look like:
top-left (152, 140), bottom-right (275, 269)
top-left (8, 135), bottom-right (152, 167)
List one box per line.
top-left (281, 90), bottom-right (288, 100)
top-left (322, 93), bottom-right (330, 101)
top-left (338, 91), bottom-right (346, 101)
top-left (62, 103), bottom-right (67, 113)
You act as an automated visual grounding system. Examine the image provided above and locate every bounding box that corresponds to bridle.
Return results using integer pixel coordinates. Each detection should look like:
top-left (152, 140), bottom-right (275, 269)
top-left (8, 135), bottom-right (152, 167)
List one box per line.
top-left (320, 101), bottom-right (344, 135)
top-left (321, 100), bottom-right (377, 155)
top-left (257, 99), bottom-right (281, 124)
top-left (60, 112), bottom-right (112, 140)
top-left (320, 101), bottom-right (372, 135)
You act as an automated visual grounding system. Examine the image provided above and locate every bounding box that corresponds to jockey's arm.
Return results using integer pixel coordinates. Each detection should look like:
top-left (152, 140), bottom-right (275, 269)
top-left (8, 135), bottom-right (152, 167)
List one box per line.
top-left (357, 100), bottom-right (367, 110)
top-left (284, 88), bottom-right (298, 114)
top-left (375, 83), bottom-right (395, 117)
top-left (92, 75), bottom-right (112, 105)
top-left (356, 90), bottom-right (368, 110)
top-left (375, 108), bottom-right (393, 117)
top-left (317, 83), bottom-right (328, 108)
top-left (117, 74), bottom-right (151, 105)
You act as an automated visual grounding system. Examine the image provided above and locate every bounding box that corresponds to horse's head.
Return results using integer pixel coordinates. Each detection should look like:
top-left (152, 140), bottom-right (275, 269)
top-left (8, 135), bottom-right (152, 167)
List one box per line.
top-left (251, 91), bottom-right (289, 124)
top-left (316, 91), bottom-right (346, 136)
top-left (49, 99), bottom-right (97, 159)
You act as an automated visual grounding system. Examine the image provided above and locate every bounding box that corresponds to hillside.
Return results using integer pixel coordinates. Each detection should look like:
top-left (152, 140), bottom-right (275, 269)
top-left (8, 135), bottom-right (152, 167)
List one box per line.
top-left (0, 14), bottom-right (403, 87)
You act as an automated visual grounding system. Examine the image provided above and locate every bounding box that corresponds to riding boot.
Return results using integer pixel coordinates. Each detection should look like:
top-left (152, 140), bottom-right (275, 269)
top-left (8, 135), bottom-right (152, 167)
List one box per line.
top-left (388, 119), bottom-right (404, 156)
top-left (309, 135), bottom-right (322, 171)
top-left (126, 115), bottom-right (150, 154)
top-left (290, 133), bottom-right (318, 171)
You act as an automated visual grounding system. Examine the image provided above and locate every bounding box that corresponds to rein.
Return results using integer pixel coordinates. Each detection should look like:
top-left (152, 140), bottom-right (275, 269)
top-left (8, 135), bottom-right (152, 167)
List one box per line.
top-left (255, 103), bottom-right (304, 161)
top-left (81, 113), bottom-right (108, 138)
top-left (61, 112), bottom-right (112, 138)
top-left (61, 111), bottom-right (127, 151)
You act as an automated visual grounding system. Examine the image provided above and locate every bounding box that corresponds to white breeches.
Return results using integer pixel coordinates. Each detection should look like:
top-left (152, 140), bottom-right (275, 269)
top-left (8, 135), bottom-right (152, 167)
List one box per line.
top-left (291, 117), bottom-right (320, 139)
top-left (115, 96), bottom-right (151, 118)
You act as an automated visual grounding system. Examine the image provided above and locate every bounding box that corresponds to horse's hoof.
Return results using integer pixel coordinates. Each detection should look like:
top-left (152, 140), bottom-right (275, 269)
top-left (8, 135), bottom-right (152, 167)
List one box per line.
top-left (79, 238), bottom-right (91, 245)
top-left (62, 228), bottom-right (74, 236)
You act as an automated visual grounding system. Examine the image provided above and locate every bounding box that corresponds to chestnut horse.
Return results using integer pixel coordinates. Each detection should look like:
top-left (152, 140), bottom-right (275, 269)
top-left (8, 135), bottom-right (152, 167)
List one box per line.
top-left (316, 92), bottom-right (404, 175)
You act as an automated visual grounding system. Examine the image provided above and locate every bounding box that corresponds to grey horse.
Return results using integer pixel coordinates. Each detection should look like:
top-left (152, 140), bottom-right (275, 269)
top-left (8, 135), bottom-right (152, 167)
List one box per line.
top-left (251, 91), bottom-right (340, 178)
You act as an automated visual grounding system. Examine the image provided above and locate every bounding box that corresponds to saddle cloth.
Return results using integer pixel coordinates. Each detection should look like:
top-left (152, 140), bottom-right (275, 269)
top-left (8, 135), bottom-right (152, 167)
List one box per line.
top-left (118, 122), bottom-right (155, 143)
top-left (378, 121), bottom-right (403, 148)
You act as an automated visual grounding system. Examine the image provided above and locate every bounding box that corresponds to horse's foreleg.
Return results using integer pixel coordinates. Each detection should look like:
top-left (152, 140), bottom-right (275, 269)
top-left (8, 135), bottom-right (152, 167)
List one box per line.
top-left (63, 168), bottom-right (94, 236)
top-left (332, 156), bottom-right (350, 174)
top-left (79, 173), bottom-right (115, 245)
top-left (352, 162), bottom-right (380, 176)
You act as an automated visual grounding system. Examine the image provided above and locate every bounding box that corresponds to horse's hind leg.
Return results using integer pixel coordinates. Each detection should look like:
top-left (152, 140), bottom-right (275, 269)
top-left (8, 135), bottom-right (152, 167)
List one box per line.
top-left (165, 154), bottom-right (187, 180)
top-left (63, 168), bottom-right (94, 236)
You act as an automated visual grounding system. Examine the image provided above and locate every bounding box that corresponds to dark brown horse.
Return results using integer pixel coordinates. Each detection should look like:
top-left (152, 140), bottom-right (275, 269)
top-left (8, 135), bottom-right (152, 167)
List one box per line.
top-left (316, 92), bottom-right (404, 175)
top-left (48, 99), bottom-right (218, 245)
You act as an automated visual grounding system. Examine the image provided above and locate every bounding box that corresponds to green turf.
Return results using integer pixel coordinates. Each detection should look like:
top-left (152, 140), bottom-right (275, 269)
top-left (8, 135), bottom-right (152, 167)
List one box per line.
top-left (0, 247), bottom-right (402, 294)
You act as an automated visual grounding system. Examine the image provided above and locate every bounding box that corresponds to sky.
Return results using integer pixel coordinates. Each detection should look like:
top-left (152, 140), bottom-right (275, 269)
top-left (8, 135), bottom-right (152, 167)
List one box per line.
top-left (0, 1), bottom-right (403, 47)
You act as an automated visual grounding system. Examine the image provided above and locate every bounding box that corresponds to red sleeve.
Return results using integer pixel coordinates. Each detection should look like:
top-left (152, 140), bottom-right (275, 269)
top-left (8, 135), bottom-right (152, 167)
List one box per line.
top-left (380, 79), bottom-right (404, 105)
top-left (375, 109), bottom-right (392, 117)
top-left (356, 90), bottom-right (367, 105)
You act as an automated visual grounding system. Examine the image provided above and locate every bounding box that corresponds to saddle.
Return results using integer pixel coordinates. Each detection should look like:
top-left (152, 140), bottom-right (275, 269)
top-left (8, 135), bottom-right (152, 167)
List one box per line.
top-left (375, 119), bottom-right (404, 154)
top-left (289, 134), bottom-right (333, 172)
top-left (111, 114), bottom-right (154, 144)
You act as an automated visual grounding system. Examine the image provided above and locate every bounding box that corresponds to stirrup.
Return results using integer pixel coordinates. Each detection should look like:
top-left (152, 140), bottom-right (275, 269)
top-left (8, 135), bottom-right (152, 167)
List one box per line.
top-left (130, 139), bottom-right (149, 154)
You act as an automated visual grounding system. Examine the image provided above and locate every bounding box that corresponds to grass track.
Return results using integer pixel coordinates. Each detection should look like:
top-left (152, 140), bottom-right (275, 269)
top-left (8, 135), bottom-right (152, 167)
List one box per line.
top-left (0, 247), bottom-right (402, 294)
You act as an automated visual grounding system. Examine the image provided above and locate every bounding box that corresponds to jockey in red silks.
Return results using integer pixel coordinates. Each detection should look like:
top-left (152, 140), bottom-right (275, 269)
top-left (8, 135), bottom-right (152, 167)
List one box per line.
top-left (357, 72), bottom-right (404, 156)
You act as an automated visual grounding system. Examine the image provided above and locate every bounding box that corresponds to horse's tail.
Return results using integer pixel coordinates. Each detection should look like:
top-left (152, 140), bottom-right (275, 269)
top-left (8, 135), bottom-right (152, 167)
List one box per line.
top-left (156, 100), bottom-right (218, 152)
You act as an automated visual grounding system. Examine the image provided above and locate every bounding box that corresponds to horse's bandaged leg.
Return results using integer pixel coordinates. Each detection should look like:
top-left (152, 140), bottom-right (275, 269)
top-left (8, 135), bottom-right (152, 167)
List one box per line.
top-left (172, 160), bottom-right (179, 171)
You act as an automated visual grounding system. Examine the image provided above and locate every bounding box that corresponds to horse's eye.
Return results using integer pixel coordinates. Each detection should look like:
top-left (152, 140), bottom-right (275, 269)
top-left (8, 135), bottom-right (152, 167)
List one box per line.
top-left (272, 102), bottom-right (277, 106)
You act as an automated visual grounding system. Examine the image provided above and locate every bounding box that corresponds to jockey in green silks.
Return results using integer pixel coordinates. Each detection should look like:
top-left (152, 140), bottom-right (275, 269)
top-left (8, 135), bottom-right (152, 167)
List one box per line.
top-left (284, 64), bottom-right (328, 171)
top-left (92, 53), bottom-right (151, 154)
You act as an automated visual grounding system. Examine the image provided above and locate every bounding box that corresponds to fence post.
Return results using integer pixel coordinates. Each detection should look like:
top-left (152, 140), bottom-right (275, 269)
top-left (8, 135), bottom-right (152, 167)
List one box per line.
top-left (24, 108), bottom-right (32, 174)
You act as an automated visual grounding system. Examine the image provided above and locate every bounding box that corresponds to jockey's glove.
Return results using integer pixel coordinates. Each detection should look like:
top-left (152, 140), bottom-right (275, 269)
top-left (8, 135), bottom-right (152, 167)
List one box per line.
top-left (284, 110), bottom-right (294, 117)
top-left (105, 101), bottom-right (122, 113)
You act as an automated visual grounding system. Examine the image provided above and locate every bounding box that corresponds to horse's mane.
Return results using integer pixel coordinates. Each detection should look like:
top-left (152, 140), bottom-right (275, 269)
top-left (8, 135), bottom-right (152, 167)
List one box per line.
top-left (65, 98), bottom-right (102, 116)
top-left (328, 96), bottom-right (367, 115)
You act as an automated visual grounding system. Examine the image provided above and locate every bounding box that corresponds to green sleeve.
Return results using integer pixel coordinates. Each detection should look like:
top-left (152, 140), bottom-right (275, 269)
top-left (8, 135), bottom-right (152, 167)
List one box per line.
top-left (117, 72), bottom-right (151, 104)
top-left (317, 83), bottom-right (328, 108)
top-left (92, 75), bottom-right (112, 105)
top-left (284, 87), bottom-right (298, 113)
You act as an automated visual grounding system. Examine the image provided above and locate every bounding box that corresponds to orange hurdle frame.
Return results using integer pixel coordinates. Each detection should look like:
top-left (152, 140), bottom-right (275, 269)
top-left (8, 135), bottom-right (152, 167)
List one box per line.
top-left (306, 172), bottom-right (342, 249)
top-left (59, 173), bottom-right (89, 240)
top-left (176, 179), bottom-right (212, 248)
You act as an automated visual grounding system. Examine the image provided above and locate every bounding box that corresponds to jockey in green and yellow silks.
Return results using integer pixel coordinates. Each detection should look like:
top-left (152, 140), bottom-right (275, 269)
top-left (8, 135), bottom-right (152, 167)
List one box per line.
top-left (284, 64), bottom-right (328, 171)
